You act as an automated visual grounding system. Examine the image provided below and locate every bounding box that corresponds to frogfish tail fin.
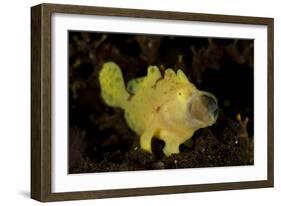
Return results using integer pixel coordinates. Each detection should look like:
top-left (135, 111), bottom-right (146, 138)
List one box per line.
top-left (99, 62), bottom-right (129, 109)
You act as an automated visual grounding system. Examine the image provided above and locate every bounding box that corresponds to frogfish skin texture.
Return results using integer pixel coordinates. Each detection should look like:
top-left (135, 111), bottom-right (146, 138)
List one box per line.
top-left (99, 62), bottom-right (218, 156)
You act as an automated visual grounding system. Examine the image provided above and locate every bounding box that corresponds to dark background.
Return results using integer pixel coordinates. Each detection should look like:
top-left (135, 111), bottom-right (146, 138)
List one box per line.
top-left (68, 31), bottom-right (254, 173)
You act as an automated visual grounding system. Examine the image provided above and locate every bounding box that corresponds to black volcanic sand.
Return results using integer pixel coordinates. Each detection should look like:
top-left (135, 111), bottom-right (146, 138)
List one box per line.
top-left (68, 32), bottom-right (254, 173)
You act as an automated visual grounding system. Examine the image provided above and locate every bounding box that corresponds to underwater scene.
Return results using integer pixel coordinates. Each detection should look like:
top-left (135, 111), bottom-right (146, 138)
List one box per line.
top-left (68, 31), bottom-right (254, 173)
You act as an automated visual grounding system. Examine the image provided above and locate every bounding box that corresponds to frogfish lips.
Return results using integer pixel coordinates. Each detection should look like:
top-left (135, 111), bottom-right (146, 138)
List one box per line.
top-left (187, 91), bottom-right (218, 127)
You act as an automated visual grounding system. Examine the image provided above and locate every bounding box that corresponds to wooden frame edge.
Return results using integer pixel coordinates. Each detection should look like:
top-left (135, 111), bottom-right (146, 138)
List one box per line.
top-left (31, 4), bottom-right (43, 201)
top-left (31, 4), bottom-right (53, 202)
top-left (42, 180), bottom-right (272, 202)
top-left (267, 18), bottom-right (274, 187)
top-left (31, 3), bottom-right (274, 202)
top-left (41, 3), bottom-right (274, 25)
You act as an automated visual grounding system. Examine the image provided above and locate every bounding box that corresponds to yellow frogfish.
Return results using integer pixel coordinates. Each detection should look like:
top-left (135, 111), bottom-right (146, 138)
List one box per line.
top-left (99, 62), bottom-right (218, 156)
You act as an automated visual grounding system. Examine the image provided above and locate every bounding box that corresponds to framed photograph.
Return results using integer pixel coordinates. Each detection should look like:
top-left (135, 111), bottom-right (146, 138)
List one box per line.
top-left (31, 3), bottom-right (274, 202)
